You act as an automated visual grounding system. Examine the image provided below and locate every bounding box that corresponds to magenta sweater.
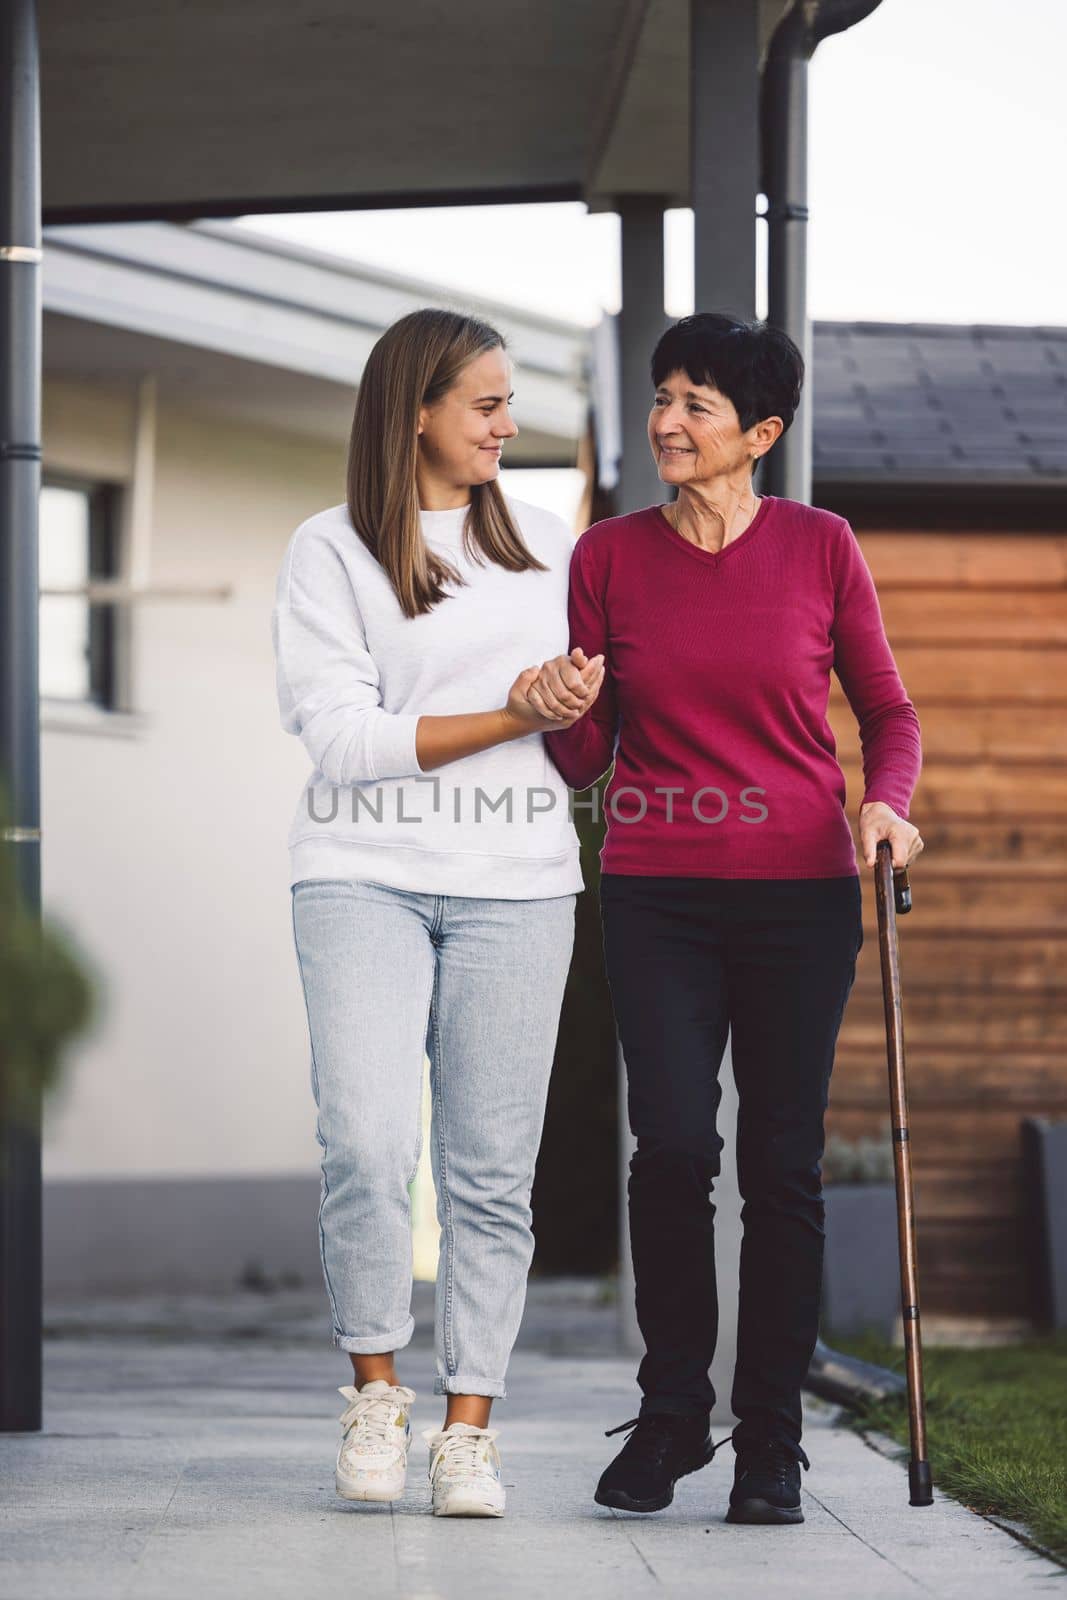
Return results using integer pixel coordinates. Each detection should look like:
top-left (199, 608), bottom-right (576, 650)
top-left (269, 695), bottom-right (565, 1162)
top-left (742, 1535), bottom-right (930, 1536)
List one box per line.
top-left (544, 496), bottom-right (922, 880)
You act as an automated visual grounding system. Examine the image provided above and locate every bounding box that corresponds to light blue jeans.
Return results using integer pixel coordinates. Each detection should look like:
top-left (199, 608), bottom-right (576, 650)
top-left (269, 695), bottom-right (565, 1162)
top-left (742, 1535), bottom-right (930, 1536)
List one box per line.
top-left (290, 877), bottom-right (577, 1397)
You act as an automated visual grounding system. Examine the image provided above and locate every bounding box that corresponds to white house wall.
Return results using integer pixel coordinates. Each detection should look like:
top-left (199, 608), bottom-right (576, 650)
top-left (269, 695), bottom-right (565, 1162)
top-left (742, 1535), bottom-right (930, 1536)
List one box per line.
top-left (41, 379), bottom-right (339, 1194)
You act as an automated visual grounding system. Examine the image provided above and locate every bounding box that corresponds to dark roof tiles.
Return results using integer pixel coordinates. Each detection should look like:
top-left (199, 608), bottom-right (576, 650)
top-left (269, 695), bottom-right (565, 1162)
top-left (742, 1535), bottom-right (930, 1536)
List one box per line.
top-left (813, 322), bottom-right (1067, 485)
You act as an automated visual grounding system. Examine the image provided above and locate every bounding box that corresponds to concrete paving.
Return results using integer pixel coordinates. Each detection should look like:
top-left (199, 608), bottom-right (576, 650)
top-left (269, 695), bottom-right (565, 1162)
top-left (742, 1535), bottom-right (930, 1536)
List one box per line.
top-left (1, 1285), bottom-right (1062, 1600)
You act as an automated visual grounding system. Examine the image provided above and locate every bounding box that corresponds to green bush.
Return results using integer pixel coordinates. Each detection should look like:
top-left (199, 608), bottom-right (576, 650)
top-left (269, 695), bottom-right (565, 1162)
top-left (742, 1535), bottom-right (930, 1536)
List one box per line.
top-left (824, 1116), bottom-right (895, 1183)
top-left (0, 786), bottom-right (96, 1153)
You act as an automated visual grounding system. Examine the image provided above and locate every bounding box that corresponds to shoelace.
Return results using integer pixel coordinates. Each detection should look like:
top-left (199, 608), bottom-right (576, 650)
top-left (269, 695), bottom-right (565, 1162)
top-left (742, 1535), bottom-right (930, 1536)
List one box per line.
top-left (605, 1416), bottom-right (811, 1477)
top-left (604, 1414), bottom-right (739, 1464)
top-left (426, 1425), bottom-right (500, 1482)
top-left (735, 1434), bottom-right (811, 1477)
top-left (336, 1384), bottom-right (414, 1456)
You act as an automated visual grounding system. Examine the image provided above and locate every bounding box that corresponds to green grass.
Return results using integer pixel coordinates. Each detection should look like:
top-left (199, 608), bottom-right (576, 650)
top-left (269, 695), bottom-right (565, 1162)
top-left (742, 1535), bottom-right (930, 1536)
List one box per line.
top-left (822, 1326), bottom-right (1067, 1567)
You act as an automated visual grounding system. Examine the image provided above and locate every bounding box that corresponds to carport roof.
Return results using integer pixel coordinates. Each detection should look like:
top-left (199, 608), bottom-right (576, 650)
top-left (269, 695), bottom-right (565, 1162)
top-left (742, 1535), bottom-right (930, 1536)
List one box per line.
top-left (39, 0), bottom-right (790, 222)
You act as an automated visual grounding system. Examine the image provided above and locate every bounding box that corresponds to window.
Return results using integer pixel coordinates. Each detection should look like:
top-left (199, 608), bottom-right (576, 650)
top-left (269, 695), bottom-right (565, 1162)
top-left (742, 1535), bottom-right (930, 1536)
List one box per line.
top-left (39, 479), bottom-right (120, 709)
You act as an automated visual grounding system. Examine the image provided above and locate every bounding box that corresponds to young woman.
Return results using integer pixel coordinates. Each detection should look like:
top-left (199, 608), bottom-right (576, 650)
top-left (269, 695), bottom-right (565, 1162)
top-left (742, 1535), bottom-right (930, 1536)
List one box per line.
top-left (271, 308), bottom-right (603, 1517)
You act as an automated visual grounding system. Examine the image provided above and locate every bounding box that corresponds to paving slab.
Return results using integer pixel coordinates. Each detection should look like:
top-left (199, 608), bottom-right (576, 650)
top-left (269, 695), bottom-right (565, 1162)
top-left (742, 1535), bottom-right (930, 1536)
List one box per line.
top-left (0, 1292), bottom-right (1062, 1600)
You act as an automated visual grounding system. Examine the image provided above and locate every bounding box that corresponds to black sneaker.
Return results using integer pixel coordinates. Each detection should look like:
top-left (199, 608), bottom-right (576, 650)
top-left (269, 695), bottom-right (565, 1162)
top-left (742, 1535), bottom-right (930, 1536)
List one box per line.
top-left (594, 1412), bottom-right (724, 1513)
top-left (725, 1433), bottom-right (811, 1524)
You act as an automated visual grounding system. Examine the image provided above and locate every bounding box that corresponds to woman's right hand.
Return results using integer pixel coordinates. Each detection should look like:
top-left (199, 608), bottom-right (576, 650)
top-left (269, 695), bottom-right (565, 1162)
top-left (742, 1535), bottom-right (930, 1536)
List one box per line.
top-left (502, 650), bottom-right (604, 733)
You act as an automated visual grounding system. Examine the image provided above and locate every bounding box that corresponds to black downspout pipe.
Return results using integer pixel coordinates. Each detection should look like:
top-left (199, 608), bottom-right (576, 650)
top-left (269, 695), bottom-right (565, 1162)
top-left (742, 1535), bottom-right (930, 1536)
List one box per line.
top-left (761, 0), bottom-right (906, 1414)
top-left (761, 0), bottom-right (883, 502)
top-left (0, 0), bottom-right (43, 1432)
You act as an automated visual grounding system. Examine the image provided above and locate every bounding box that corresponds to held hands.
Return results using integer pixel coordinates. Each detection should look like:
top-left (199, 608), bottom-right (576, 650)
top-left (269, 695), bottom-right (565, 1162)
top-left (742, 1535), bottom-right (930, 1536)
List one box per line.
top-left (502, 648), bottom-right (605, 734)
top-left (859, 801), bottom-right (924, 870)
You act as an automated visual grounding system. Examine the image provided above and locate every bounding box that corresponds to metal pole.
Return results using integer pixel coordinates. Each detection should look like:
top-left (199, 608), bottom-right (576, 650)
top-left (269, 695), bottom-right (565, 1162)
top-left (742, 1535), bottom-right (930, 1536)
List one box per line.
top-left (761, 0), bottom-right (883, 502)
top-left (615, 195), bottom-right (667, 1355)
top-left (0, 0), bottom-right (44, 1432)
top-left (761, 6), bottom-right (812, 502)
top-left (617, 197), bottom-right (668, 517)
top-left (761, 0), bottom-right (906, 1414)
top-left (691, 0), bottom-right (759, 319)
top-left (688, 0), bottom-right (761, 1425)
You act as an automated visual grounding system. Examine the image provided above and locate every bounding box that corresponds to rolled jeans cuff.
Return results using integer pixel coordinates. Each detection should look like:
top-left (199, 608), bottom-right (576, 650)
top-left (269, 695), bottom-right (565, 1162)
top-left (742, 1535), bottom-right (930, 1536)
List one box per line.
top-left (434, 1373), bottom-right (507, 1399)
top-left (333, 1314), bottom-right (415, 1355)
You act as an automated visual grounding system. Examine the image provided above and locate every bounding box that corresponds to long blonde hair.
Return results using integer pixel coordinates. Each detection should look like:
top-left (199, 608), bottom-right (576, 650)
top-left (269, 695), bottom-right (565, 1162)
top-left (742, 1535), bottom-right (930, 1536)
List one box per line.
top-left (346, 308), bottom-right (548, 618)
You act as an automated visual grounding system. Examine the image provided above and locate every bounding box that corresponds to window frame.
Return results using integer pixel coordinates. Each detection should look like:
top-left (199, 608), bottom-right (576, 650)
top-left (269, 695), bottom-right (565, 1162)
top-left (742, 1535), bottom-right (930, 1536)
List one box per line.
top-left (40, 472), bottom-right (124, 717)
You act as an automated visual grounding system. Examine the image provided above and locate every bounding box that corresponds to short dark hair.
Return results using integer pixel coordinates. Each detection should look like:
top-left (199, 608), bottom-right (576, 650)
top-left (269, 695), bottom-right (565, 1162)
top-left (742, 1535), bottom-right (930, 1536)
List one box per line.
top-left (650, 313), bottom-right (804, 435)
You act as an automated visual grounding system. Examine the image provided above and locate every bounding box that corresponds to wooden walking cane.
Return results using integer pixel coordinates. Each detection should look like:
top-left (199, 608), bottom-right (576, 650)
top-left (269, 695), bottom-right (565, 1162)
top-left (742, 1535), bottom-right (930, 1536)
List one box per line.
top-left (874, 837), bottom-right (933, 1506)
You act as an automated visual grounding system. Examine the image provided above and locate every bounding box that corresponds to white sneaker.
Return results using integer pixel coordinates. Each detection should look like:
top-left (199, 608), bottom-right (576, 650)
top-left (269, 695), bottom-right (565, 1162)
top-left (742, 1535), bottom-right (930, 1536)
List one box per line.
top-left (335, 1379), bottom-right (416, 1502)
top-left (422, 1421), bottom-right (506, 1517)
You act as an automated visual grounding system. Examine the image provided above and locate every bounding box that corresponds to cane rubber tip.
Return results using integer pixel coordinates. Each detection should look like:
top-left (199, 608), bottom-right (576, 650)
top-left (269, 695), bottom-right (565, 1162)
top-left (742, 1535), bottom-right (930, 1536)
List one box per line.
top-left (909, 1459), bottom-right (934, 1505)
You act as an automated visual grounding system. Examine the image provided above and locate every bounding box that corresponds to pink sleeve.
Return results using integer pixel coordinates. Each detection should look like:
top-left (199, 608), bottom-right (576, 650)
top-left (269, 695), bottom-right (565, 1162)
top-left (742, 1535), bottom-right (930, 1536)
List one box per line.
top-left (829, 520), bottom-right (922, 819)
top-left (543, 532), bottom-right (619, 791)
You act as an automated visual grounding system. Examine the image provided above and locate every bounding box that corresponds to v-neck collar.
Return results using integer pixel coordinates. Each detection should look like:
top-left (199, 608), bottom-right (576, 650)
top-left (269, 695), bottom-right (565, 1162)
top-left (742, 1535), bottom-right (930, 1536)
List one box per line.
top-left (650, 493), bottom-right (776, 568)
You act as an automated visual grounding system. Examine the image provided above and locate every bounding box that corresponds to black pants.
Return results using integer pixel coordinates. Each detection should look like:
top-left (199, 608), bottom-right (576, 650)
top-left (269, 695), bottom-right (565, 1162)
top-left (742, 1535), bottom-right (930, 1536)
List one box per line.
top-left (599, 872), bottom-right (864, 1448)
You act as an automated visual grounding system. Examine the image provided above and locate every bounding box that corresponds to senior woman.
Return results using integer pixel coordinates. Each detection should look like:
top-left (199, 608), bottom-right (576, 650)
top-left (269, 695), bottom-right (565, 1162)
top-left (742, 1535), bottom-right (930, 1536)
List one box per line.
top-left (528, 312), bottom-right (923, 1527)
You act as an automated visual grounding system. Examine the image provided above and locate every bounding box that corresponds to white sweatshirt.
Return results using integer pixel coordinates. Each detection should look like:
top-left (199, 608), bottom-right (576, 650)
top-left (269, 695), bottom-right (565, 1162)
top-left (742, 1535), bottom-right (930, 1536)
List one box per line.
top-left (271, 495), bottom-right (585, 898)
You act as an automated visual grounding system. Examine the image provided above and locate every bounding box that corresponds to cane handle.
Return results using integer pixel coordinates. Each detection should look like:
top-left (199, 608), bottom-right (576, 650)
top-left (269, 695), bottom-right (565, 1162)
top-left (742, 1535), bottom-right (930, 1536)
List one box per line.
top-left (875, 838), bottom-right (912, 914)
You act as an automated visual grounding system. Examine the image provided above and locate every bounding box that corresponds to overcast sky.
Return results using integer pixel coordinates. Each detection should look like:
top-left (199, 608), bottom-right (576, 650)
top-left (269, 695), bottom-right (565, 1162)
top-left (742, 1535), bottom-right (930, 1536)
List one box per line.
top-left (237, 0), bottom-right (1065, 330)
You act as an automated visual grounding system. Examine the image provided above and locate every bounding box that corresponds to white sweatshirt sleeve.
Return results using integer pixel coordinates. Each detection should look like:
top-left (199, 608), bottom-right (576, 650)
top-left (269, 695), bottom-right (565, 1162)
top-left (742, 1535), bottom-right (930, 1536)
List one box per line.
top-left (271, 529), bottom-right (423, 785)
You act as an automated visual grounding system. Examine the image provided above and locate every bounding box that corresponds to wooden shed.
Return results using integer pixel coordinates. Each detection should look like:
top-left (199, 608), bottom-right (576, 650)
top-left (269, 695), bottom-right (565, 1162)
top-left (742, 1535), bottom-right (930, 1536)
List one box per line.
top-left (819, 321), bottom-right (1067, 1333)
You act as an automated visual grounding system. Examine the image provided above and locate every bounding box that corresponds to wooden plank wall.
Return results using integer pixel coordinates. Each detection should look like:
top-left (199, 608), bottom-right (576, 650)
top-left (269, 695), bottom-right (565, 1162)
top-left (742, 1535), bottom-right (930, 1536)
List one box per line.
top-left (827, 530), bottom-right (1067, 1324)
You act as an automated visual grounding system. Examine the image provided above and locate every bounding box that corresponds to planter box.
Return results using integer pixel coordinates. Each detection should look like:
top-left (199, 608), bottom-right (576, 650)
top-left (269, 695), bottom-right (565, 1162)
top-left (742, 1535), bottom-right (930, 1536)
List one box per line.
top-left (821, 1182), bottom-right (900, 1339)
top-left (1021, 1117), bottom-right (1067, 1329)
